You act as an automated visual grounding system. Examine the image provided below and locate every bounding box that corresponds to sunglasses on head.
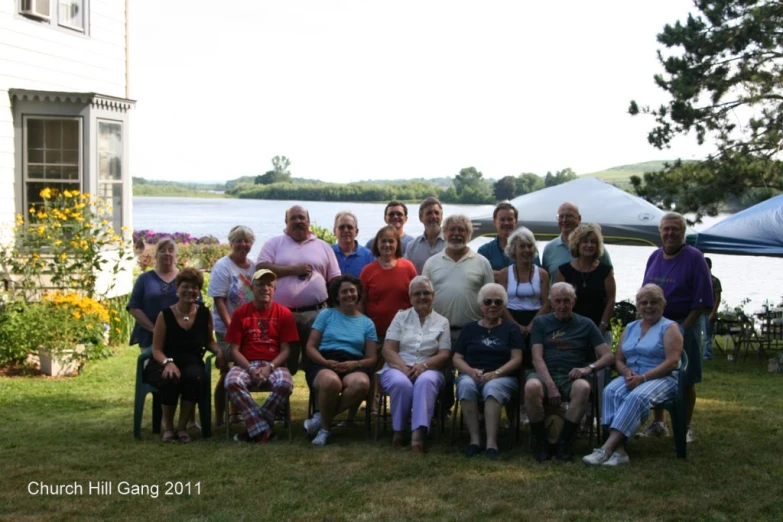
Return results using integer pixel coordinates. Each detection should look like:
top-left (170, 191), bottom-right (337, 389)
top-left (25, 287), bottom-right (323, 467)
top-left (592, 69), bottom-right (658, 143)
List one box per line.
top-left (483, 298), bottom-right (504, 307)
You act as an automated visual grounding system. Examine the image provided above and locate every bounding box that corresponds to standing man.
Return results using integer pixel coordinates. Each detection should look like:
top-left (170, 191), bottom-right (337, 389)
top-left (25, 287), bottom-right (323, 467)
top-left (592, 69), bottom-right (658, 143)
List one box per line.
top-left (478, 202), bottom-right (520, 278)
top-left (404, 197), bottom-right (445, 274)
top-left (365, 201), bottom-right (414, 255)
top-left (525, 282), bottom-right (614, 462)
top-left (332, 211), bottom-right (375, 277)
top-left (224, 269), bottom-right (297, 445)
top-left (256, 205), bottom-right (341, 374)
top-left (541, 202), bottom-right (612, 283)
top-left (702, 258), bottom-right (722, 361)
top-left (641, 212), bottom-right (713, 442)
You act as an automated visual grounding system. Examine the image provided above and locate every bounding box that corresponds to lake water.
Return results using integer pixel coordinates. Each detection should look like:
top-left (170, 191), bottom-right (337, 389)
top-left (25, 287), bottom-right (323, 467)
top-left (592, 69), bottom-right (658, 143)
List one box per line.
top-left (133, 196), bottom-right (781, 313)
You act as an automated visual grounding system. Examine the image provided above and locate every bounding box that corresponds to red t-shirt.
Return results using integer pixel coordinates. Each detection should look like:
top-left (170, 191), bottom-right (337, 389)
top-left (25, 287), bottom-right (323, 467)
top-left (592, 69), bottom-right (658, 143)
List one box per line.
top-left (225, 302), bottom-right (298, 362)
top-left (360, 259), bottom-right (417, 337)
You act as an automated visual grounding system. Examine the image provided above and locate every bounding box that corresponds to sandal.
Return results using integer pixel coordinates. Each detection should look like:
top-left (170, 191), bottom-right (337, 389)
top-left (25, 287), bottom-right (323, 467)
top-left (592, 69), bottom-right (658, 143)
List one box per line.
top-left (176, 430), bottom-right (192, 444)
top-left (162, 430), bottom-right (177, 443)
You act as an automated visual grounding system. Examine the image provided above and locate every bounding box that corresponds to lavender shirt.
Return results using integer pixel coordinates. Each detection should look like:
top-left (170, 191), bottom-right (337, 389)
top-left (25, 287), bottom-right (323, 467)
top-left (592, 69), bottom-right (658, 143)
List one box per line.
top-left (642, 245), bottom-right (713, 322)
top-left (257, 233), bottom-right (341, 309)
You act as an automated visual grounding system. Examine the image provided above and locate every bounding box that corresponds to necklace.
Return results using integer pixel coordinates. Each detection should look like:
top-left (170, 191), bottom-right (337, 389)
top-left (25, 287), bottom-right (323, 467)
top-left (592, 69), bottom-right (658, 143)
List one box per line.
top-left (173, 305), bottom-right (195, 322)
top-left (577, 259), bottom-right (594, 288)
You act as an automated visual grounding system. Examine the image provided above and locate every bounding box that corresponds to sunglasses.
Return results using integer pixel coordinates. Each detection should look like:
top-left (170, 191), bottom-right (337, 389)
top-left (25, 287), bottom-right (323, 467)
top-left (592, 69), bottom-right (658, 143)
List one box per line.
top-left (387, 211), bottom-right (405, 218)
top-left (483, 298), bottom-right (504, 307)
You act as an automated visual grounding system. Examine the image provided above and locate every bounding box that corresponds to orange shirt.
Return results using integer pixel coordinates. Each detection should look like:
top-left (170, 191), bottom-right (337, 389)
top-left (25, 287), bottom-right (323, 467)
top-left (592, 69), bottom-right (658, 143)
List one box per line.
top-left (360, 259), bottom-right (417, 337)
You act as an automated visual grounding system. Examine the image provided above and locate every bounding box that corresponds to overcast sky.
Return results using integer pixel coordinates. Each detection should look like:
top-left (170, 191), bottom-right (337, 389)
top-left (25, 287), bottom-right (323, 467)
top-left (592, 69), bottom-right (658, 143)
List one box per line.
top-left (128, 0), bottom-right (704, 183)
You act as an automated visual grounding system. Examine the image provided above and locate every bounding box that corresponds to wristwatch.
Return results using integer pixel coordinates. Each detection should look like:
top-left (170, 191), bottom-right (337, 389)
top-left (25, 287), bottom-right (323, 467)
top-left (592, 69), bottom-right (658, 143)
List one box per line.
top-left (163, 358), bottom-right (174, 366)
top-left (269, 362), bottom-right (276, 370)
top-left (588, 364), bottom-right (596, 374)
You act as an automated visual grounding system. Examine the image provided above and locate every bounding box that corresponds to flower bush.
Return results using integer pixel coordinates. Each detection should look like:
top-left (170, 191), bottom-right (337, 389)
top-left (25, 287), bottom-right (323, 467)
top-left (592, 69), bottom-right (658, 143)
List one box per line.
top-left (0, 188), bottom-right (134, 301)
top-left (133, 229), bottom-right (229, 271)
top-left (0, 291), bottom-right (112, 367)
top-left (0, 188), bottom-right (132, 368)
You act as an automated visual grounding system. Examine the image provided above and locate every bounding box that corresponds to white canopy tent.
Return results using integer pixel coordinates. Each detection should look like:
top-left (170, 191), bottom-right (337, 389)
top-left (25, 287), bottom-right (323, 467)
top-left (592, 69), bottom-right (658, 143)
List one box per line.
top-left (470, 177), bottom-right (666, 247)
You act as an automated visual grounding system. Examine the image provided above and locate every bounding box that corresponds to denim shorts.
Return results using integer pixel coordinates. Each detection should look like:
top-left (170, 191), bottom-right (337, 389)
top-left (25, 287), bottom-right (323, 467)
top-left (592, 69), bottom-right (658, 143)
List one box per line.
top-left (456, 374), bottom-right (519, 405)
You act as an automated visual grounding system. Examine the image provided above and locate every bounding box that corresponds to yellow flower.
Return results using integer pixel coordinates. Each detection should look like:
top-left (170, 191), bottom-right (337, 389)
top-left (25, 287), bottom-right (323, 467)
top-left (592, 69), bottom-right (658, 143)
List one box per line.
top-left (87, 323), bottom-right (93, 329)
top-left (72, 310), bottom-right (81, 319)
top-left (39, 187), bottom-right (52, 199)
top-left (63, 190), bottom-right (74, 198)
top-left (59, 253), bottom-right (68, 261)
top-left (37, 225), bottom-right (45, 234)
top-left (115, 328), bottom-right (121, 333)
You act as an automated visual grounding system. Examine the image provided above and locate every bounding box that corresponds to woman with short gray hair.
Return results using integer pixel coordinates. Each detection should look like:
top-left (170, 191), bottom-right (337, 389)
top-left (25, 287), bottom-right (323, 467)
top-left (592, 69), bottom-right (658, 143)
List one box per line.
top-left (498, 227), bottom-right (550, 337)
top-left (452, 283), bottom-right (523, 459)
top-left (208, 225), bottom-right (257, 427)
top-left (378, 276), bottom-right (451, 454)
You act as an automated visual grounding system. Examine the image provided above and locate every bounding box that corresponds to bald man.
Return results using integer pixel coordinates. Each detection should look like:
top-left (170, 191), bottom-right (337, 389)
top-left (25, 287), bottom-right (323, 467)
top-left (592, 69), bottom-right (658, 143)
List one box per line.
top-left (541, 202), bottom-right (612, 284)
top-left (256, 205), bottom-right (340, 374)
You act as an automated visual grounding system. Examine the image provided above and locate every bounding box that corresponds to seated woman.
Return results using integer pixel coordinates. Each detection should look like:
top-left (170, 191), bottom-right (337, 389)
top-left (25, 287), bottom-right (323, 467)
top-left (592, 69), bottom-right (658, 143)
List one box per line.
top-left (304, 275), bottom-right (379, 446)
top-left (378, 276), bottom-right (451, 454)
top-left (453, 283), bottom-right (523, 459)
top-left (144, 268), bottom-right (224, 443)
top-left (583, 284), bottom-right (683, 466)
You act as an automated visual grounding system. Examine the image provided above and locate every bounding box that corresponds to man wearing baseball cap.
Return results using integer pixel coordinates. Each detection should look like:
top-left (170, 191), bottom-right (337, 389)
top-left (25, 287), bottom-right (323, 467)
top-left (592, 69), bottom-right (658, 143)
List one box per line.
top-left (224, 269), bottom-right (298, 444)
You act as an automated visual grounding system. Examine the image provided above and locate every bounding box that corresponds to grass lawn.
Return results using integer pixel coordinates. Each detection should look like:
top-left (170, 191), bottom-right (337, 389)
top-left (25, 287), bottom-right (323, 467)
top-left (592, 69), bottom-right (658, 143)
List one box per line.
top-left (1, 346), bottom-right (781, 521)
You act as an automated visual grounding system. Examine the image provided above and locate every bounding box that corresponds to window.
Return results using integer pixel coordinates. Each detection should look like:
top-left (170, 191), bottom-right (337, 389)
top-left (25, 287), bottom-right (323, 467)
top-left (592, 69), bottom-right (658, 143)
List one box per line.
top-left (58, 0), bottom-right (84, 31)
top-left (97, 120), bottom-right (123, 231)
top-left (23, 117), bottom-right (82, 211)
top-left (19, 0), bottom-right (86, 33)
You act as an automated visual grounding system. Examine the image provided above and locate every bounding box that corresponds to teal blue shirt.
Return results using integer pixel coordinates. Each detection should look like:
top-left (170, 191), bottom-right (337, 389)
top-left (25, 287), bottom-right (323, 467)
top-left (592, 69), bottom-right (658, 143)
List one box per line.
top-left (478, 236), bottom-right (542, 271)
top-left (312, 308), bottom-right (378, 359)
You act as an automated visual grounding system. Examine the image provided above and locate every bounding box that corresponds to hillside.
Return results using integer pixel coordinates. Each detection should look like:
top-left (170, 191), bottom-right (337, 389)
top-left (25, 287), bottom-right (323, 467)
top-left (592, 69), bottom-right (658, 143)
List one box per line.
top-left (582, 160), bottom-right (696, 189)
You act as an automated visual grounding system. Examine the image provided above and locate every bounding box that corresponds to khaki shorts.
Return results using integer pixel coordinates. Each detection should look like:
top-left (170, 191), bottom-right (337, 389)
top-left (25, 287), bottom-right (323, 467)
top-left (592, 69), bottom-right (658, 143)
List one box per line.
top-left (526, 371), bottom-right (589, 400)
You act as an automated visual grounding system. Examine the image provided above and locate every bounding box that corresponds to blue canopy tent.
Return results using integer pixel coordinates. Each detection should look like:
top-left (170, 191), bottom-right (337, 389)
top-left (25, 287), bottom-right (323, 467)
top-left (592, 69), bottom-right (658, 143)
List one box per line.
top-left (693, 194), bottom-right (783, 257)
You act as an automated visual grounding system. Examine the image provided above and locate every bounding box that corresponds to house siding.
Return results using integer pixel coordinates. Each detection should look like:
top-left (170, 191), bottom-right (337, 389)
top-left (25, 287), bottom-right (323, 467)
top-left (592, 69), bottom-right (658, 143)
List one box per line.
top-left (0, 1), bottom-right (132, 296)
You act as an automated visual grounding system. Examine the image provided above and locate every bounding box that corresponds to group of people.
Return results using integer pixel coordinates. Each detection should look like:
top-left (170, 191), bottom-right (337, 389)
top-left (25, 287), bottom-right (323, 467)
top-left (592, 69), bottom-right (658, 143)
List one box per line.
top-left (128, 195), bottom-right (714, 466)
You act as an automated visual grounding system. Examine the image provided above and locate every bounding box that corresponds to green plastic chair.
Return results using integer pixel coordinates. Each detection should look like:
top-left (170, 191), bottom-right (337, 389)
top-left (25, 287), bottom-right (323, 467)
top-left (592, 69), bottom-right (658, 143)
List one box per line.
top-left (133, 348), bottom-right (213, 439)
top-left (657, 350), bottom-right (688, 459)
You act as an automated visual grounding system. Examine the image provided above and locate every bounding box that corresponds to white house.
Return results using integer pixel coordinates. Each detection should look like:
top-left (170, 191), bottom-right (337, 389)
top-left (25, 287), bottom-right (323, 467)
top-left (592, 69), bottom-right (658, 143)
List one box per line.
top-left (0, 0), bottom-right (134, 295)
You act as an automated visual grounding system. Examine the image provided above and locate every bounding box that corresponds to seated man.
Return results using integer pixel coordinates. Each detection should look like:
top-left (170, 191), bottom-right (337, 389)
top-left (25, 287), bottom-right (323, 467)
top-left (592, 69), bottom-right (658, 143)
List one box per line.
top-left (525, 282), bottom-right (614, 462)
top-left (224, 269), bottom-right (298, 445)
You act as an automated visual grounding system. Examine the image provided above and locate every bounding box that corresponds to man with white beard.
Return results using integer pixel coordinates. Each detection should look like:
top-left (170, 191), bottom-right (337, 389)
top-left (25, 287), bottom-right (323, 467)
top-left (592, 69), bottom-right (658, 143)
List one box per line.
top-left (423, 214), bottom-right (494, 337)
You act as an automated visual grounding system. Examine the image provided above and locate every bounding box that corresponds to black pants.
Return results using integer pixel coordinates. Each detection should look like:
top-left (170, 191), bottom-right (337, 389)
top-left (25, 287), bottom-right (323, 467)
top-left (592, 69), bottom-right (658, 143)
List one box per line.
top-left (144, 360), bottom-right (203, 406)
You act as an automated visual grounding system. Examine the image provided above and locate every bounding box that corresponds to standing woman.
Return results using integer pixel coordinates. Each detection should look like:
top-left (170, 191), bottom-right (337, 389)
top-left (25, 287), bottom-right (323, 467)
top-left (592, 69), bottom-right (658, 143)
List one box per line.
top-left (208, 225), bottom-right (257, 428)
top-left (127, 238), bottom-right (180, 352)
top-left (304, 275), bottom-right (379, 446)
top-left (360, 225), bottom-right (418, 340)
top-left (555, 224), bottom-right (616, 343)
top-left (144, 268), bottom-right (224, 443)
top-left (497, 227), bottom-right (550, 338)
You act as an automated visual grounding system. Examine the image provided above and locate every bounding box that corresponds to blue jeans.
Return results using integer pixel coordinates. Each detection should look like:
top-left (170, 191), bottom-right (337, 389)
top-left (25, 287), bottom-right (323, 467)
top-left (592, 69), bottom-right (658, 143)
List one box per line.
top-left (701, 313), bottom-right (714, 360)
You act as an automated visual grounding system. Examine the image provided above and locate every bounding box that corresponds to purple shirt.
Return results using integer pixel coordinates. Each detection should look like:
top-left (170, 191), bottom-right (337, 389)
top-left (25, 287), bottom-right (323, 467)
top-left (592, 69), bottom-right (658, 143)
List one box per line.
top-left (642, 245), bottom-right (713, 322)
top-left (257, 233), bottom-right (341, 309)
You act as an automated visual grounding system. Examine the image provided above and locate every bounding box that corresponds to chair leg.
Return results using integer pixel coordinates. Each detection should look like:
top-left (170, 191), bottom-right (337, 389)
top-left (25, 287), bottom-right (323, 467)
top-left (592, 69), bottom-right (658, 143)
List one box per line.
top-left (152, 393), bottom-right (162, 434)
top-left (449, 400), bottom-right (460, 446)
top-left (671, 406), bottom-right (687, 459)
top-left (134, 389), bottom-right (146, 440)
top-left (285, 397), bottom-right (293, 442)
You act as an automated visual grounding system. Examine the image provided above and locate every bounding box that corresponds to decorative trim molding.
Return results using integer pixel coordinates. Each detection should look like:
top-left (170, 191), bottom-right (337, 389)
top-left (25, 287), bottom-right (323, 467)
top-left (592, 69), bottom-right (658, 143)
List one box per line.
top-left (9, 89), bottom-right (136, 112)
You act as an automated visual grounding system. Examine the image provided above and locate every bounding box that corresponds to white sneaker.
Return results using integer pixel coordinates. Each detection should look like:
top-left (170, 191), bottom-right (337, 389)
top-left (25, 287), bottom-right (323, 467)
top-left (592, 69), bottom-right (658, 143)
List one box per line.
top-left (686, 426), bottom-right (695, 443)
top-left (635, 421), bottom-right (668, 438)
top-left (582, 447), bottom-right (610, 466)
top-left (602, 451), bottom-right (630, 466)
top-left (304, 412), bottom-right (321, 437)
top-left (311, 428), bottom-right (330, 446)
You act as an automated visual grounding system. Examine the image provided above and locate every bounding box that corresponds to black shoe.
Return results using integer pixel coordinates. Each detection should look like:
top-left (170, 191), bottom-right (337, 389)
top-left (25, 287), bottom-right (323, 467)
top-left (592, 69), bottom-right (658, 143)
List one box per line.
top-left (534, 441), bottom-right (551, 462)
top-left (554, 442), bottom-right (573, 462)
top-left (465, 444), bottom-right (481, 458)
top-left (485, 447), bottom-right (500, 460)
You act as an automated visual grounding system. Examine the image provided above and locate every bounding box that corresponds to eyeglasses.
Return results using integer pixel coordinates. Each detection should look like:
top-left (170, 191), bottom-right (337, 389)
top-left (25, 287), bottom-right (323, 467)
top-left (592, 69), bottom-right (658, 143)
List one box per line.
top-left (387, 211), bottom-right (405, 218)
top-left (638, 300), bottom-right (660, 307)
top-left (556, 213), bottom-right (578, 220)
top-left (179, 284), bottom-right (200, 292)
top-left (412, 290), bottom-right (433, 298)
top-left (337, 224), bottom-right (355, 231)
top-left (483, 298), bottom-right (504, 307)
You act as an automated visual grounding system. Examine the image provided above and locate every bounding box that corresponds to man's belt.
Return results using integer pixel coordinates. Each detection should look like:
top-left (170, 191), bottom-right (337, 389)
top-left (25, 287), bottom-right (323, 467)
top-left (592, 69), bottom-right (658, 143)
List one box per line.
top-left (288, 301), bottom-right (327, 313)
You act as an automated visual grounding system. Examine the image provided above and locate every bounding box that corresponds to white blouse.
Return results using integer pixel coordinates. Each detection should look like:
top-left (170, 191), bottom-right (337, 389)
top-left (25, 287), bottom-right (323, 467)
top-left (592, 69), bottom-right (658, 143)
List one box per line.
top-left (378, 307), bottom-right (451, 373)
